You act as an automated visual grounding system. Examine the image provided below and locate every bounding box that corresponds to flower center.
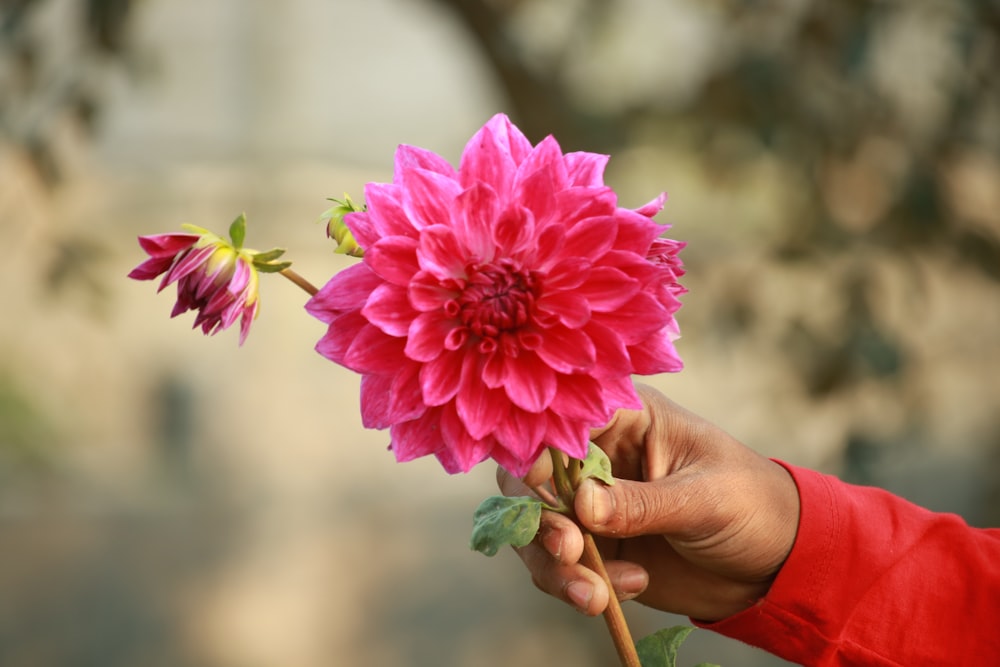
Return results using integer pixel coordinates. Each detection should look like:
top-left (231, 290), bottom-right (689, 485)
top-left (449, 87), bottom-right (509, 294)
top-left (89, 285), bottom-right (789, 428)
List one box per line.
top-left (456, 260), bottom-right (539, 339)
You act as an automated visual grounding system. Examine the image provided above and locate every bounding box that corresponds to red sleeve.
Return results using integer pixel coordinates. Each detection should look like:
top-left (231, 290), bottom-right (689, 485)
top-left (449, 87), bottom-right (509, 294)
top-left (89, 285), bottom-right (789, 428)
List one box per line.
top-left (695, 461), bottom-right (1000, 666)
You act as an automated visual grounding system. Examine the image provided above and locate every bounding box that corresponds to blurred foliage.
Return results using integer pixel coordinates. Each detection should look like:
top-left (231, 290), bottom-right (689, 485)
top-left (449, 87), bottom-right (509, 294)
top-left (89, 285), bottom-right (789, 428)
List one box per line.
top-left (0, 0), bottom-right (136, 184)
top-left (0, 369), bottom-right (57, 479)
top-left (435, 0), bottom-right (1000, 402)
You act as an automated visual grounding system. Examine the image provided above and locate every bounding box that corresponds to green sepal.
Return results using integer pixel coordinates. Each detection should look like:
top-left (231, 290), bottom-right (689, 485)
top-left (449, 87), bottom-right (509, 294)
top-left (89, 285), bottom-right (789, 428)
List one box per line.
top-left (229, 213), bottom-right (247, 249)
top-left (251, 247), bottom-right (286, 263)
top-left (469, 495), bottom-right (543, 557)
top-left (253, 260), bottom-right (292, 273)
top-left (579, 442), bottom-right (615, 486)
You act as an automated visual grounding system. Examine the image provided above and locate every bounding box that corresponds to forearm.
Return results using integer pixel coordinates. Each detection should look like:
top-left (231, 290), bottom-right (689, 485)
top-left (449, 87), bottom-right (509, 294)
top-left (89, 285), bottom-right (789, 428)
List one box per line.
top-left (696, 462), bottom-right (1000, 666)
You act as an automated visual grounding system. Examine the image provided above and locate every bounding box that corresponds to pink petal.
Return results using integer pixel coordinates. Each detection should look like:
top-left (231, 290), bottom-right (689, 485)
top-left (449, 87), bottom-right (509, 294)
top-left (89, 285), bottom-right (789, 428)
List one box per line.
top-left (493, 407), bottom-right (547, 467)
top-left (576, 266), bottom-right (640, 312)
top-left (128, 256), bottom-right (176, 281)
top-left (405, 311), bottom-right (457, 362)
top-left (417, 225), bottom-right (468, 279)
top-left (543, 257), bottom-right (591, 291)
top-left (492, 205), bottom-right (535, 258)
top-left (361, 367), bottom-right (427, 428)
top-left (456, 354), bottom-right (508, 439)
top-left (136, 233), bottom-right (200, 257)
top-left (343, 323), bottom-right (407, 374)
top-left (502, 351), bottom-right (557, 413)
top-left (365, 236), bottom-right (420, 286)
top-left (613, 208), bottom-right (663, 254)
top-left (535, 325), bottom-right (596, 374)
top-left (390, 411), bottom-right (444, 462)
top-left (592, 291), bottom-right (670, 345)
top-left (543, 413), bottom-right (591, 461)
top-left (515, 135), bottom-right (568, 193)
top-left (600, 375), bottom-right (643, 411)
top-left (633, 192), bottom-right (667, 218)
top-left (563, 151), bottom-right (610, 187)
top-left (394, 144), bottom-right (456, 181)
top-left (402, 168), bottom-right (462, 230)
top-left (553, 187), bottom-right (617, 227)
top-left (408, 271), bottom-right (460, 312)
top-left (363, 182), bottom-right (417, 239)
top-left (388, 361), bottom-right (428, 423)
top-left (359, 373), bottom-right (394, 429)
top-left (459, 119), bottom-right (517, 197)
top-left (306, 262), bottom-right (381, 322)
top-left (451, 182), bottom-right (498, 262)
top-left (563, 215), bottom-right (618, 260)
top-left (161, 245), bottom-right (214, 290)
top-left (316, 310), bottom-right (368, 364)
top-left (361, 282), bottom-right (416, 337)
top-left (419, 348), bottom-right (463, 406)
top-left (536, 290), bottom-right (591, 329)
top-left (439, 402), bottom-right (494, 473)
top-left (549, 374), bottom-right (607, 422)
top-left (584, 320), bottom-right (633, 378)
top-left (515, 163), bottom-right (557, 227)
top-left (628, 326), bottom-right (684, 374)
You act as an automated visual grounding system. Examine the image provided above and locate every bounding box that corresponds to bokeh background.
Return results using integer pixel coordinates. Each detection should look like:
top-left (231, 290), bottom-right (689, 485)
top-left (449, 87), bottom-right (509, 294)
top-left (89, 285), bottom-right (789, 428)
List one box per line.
top-left (1, 1), bottom-right (998, 665)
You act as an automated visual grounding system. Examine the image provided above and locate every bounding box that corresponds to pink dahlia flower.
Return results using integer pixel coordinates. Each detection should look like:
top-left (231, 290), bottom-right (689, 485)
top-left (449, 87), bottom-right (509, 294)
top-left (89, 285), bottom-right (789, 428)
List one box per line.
top-left (307, 113), bottom-right (684, 475)
top-left (129, 225), bottom-right (260, 345)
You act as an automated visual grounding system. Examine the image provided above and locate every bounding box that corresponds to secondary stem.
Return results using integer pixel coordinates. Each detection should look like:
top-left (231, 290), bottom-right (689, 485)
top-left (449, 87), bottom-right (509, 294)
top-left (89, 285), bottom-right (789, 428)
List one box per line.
top-left (547, 448), bottom-right (641, 667)
top-left (279, 267), bottom-right (319, 296)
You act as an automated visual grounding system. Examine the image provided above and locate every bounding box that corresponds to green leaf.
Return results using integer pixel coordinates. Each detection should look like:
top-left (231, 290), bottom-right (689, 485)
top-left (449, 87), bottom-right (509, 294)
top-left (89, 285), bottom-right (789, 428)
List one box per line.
top-left (253, 260), bottom-right (292, 273)
top-left (229, 213), bottom-right (247, 249)
top-left (469, 495), bottom-right (543, 557)
top-left (579, 442), bottom-right (615, 485)
top-left (636, 626), bottom-right (696, 667)
top-left (251, 247), bottom-right (287, 263)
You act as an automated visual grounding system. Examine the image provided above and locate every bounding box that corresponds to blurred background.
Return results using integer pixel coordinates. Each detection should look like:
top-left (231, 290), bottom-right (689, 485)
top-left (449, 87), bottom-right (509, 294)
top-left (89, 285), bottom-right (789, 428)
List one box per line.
top-left (1, 0), bottom-right (998, 665)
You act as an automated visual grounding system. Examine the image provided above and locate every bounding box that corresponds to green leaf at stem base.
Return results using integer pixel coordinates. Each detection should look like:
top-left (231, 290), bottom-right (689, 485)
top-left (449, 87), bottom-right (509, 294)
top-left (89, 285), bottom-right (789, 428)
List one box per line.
top-left (636, 626), bottom-right (720, 667)
top-left (469, 495), bottom-right (543, 557)
top-left (580, 441), bottom-right (615, 486)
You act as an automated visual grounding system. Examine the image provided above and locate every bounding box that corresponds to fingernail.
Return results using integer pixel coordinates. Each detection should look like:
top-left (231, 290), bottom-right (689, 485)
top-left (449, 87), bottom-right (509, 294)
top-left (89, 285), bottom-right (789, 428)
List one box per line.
top-left (540, 526), bottom-right (563, 560)
top-left (618, 569), bottom-right (649, 598)
top-left (565, 581), bottom-right (593, 611)
top-left (584, 480), bottom-right (613, 526)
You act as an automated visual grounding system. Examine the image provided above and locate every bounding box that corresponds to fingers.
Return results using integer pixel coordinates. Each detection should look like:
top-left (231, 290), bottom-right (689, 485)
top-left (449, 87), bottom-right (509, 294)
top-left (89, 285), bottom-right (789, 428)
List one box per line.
top-left (575, 476), bottom-right (700, 539)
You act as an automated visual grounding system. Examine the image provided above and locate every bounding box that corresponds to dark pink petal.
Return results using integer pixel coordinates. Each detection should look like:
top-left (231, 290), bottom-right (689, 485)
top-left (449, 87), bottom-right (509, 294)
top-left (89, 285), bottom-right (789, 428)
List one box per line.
top-left (405, 311), bottom-right (455, 362)
top-left (439, 403), bottom-right (494, 473)
top-left (388, 361), bottom-right (427, 423)
top-left (306, 262), bottom-right (381, 322)
top-left (344, 324), bottom-right (407, 374)
top-left (516, 136), bottom-right (568, 194)
top-left (536, 290), bottom-right (591, 329)
top-left (563, 151), bottom-right (610, 187)
top-left (363, 183), bottom-right (417, 239)
top-left (408, 271), bottom-right (461, 312)
top-left (613, 208), bottom-right (663, 254)
top-left (502, 351), bottom-right (557, 413)
top-left (628, 326), bottom-right (684, 374)
top-left (584, 320), bottom-right (632, 378)
top-left (515, 164), bottom-right (557, 227)
top-left (419, 348), bottom-right (463, 406)
top-left (553, 187), bottom-right (617, 227)
top-left (417, 225), bottom-right (468, 279)
top-left (451, 182), bottom-right (498, 262)
top-left (492, 205), bottom-right (535, 258)
top-left (238, 299), bottom-right (258, 346)
top-left (535, 325), bottom-right (596, 374)
top-left (481, 350), bottom-right (505, 388)
top-left (316, 310), bottom-right (368, 364)
top-left (549, 374), bottom-right (607, 422)
top-left (361, 282), bottom-right (416, 337)
top-left (456, 354), bottom-right (508, 439)
top-left (633, 192), bottom-right (667, 218)
top-left (161, 245), bottom-right (214, 290)
top-left (365, 236), bottom-right (420, 286)
top-left (576, 266), bottom-right (640, 312)
top-left (128, 255), bottom-right (177, 281)
top-left (459, 119), bottom-right (517, 197)
top-left (360, 373), bottom-right (394, 429)
top-left (402, 168), bottom-right (462, 229)
top-left (394, 143), bottom-right (456, 181)
top-left (563, 214), bottom-right (618, 260)
top-left (600, 374), bottom-right (643, 411)
top-left (390, 412), bottom-right (444, 462)
top-left (543, 414), bottom-right (591, 461)
top-left (592, 291), bottom-right (671, 345)
top-left (494, 407), bottom-right (547, 467)
top-left (544, 257), bottom-right (590, 291)
top-left (136, 233), bottom-right (200, 257)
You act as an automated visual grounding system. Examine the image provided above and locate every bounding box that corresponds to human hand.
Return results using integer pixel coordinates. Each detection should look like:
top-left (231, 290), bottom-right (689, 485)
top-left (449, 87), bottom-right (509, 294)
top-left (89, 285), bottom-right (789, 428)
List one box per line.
top-left (497, 384), bottom-right (800, 622)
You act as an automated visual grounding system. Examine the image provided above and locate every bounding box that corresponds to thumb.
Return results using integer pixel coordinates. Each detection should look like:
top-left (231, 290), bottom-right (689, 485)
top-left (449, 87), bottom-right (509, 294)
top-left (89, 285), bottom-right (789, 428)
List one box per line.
top-left (575, 477), bottom-right (690, 539)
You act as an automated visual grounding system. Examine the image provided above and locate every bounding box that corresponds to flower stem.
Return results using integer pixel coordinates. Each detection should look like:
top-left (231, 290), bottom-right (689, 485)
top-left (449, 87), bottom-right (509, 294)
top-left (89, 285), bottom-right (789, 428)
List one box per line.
top-left (547, 447), bottom-right (641, 667)
top-left (279, 268), bottom-right (319, 296)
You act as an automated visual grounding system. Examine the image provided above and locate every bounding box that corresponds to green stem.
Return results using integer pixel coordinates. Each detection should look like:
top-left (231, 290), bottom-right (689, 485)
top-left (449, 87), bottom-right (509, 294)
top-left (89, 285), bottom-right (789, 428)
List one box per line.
top-left (279, 267), bottom-right (319, 296)
top-left (547, 447), bottom-right (641, 667)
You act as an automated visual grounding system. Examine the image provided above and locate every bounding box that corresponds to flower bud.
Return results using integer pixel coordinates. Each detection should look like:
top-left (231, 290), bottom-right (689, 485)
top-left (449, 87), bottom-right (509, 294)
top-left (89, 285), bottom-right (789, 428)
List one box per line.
top-left (320, 195), bottom-right (365, 257)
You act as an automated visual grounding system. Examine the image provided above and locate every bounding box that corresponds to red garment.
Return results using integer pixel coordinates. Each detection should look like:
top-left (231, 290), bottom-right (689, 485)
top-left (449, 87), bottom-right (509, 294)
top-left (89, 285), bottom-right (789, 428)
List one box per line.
top-left (697, 462), bottom-right (1000, 666)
